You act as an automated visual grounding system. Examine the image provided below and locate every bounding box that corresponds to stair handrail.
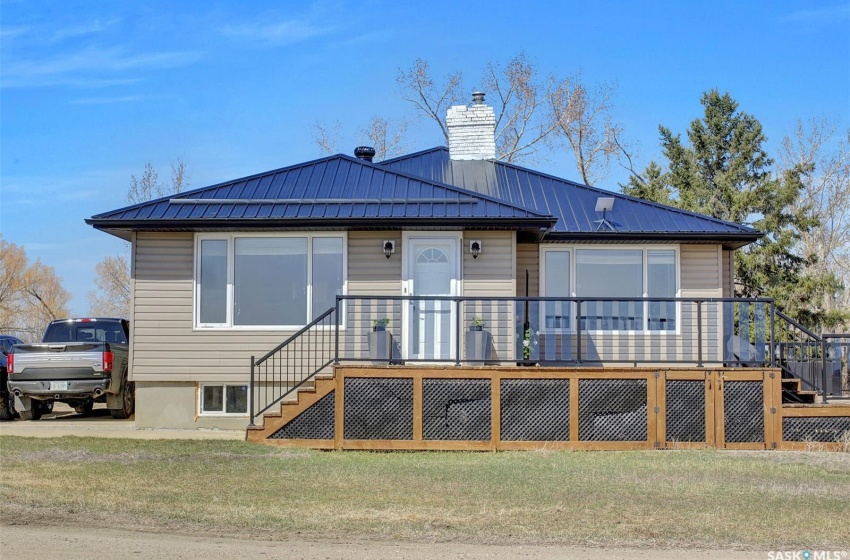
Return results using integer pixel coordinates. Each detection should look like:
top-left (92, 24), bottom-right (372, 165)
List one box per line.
top-left (249, 306), bottom-right (337, 427)
top-left (773, 309), bottom-right (828, 401)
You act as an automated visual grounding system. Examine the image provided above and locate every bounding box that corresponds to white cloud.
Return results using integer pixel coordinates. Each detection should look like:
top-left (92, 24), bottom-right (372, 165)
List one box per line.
top-left (0, 25), bottom-right (31, 39)
top-left (1, 46), bottom-right (202, 89)
top-left (220, 19), bottom-right (334, 44)
top-left (781, 4), bottom-right (850, 23)
top-left (69, 94), bottom-right (149, 105)
top-left (51, 18), bottom-right (122, 42)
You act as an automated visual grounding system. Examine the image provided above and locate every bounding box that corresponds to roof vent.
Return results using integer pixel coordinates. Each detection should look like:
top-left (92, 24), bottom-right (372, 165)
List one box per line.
top-left (354, 146), bottom-right (376, 162)
top-left (471, 91), bottom-right (486, 105)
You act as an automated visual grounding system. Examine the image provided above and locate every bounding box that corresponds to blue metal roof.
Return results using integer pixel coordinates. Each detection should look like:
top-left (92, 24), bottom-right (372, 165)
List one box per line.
top-left (381, 147), bottom-right (760, 245)
top-left (87, 154), bottom-right (555, 235)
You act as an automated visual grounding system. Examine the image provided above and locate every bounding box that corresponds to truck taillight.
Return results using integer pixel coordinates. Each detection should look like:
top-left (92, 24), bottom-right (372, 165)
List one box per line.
top-left (7, 353), bottom-right (13, 374)
top-left (103, 351), bottom-right (113, 373)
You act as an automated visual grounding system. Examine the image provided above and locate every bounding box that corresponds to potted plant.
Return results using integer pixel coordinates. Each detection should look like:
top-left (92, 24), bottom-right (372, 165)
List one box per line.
top-left (519, 326), bottom-right (539, 365)
top-left (369, 318), bottom-right (392, 362)
top-left (465, 316), bottom-right (493, 362)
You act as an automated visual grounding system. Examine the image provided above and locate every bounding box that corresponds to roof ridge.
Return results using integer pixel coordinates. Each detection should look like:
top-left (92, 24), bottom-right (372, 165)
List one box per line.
top-left (490, 158), bottom-right (757, 234)
top-left (90, 153), bottom-right (350, 219)
top-left (378, 146), bottom-right (448, 165)
top-left (90, 150), bottom-right (554, 223)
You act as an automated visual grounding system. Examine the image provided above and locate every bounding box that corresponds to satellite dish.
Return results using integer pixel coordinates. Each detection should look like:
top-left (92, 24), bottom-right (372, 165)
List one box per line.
top-left (594, 197), bottom-right (616, 231)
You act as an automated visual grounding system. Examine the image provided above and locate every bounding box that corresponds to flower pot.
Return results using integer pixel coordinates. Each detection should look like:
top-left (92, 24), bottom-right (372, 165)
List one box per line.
top-left (464, 330), bottom-right (493, 362)
top-left (368, 330), bottom-right (393, 362)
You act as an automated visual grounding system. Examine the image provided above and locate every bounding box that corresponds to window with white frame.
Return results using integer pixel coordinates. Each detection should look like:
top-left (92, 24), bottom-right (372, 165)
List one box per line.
top-left (539, 246), bottom-right (679, 332)
top-left (199, 384), bottom-right (248, 415)
top-left (196, 234), bottom-right (345, 328)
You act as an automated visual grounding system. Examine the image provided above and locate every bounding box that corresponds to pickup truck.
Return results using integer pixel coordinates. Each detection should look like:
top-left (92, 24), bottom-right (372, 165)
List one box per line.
top-left (7, 318), bottom-right (133, 420)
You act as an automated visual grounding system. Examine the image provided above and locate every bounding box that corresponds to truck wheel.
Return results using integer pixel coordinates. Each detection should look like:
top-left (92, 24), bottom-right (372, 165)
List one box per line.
top-left (39, 400), bottom-right (54, 415)
top-left (74, 400), bottom-right (94, 415)
top-left (0, 392), bottom-right (15, 421)
top-left (19, 404), bottom-right (43, 421)
top-left (110, 372), bottom-right (134, 419)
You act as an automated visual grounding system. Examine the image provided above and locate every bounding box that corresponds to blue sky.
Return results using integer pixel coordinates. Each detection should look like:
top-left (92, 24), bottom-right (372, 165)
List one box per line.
top-left (2, 0), bottom-right (848, 316)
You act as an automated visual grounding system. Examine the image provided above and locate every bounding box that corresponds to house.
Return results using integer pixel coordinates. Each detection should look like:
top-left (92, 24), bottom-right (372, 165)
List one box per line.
top-left (87, 93), bottom-right (850, 450)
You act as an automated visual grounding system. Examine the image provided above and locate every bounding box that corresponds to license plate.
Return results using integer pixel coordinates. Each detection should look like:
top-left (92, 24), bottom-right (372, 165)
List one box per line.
top-left (49, 381), bottom-right (68, 391)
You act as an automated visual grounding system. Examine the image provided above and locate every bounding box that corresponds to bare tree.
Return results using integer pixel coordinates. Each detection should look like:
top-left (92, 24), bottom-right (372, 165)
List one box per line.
top-left (314, 117), bottom-right (409, 162)
top-left (89, 161), bottom-right (187, 318)
top-left (397, 53), bottom-right (629, 175)
top-left (127, 158), bottom-right (187, 205)
top-left (397, 57), bottom-right (463, 142)
top-left (87, 255), bottom-right (131, 318)
top-left (781, 119), bottom-right (850, 325)
top-left (0, 235), bottom-right (71, 341)
top-left (549, 75), bottom-right (624, 186)
top-left (483, 52), bottom-right (559, 163)
top-left (360, 116), bottom-right (408, 161)
top-left (313, 120), bottom-right (343, 155)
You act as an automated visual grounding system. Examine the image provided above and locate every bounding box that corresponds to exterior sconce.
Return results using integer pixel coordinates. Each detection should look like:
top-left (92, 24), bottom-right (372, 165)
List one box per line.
top-left (383, 240), bottom-right (395, 259)
top-left (469, 240), bottom-right (482, 259)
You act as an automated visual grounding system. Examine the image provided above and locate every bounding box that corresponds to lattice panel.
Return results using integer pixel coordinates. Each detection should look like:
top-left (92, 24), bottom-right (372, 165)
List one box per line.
top-left (344, 378), bottom-right (413, 440)
top-left (268, 392), bottom-right (335, 440)
top-left (665, 380), bottom-right (706, 443)
top-left (500, 379), bottom-right (570, 441)
top-left (423, 379), bottom-right (491, 441)
top-left (783, 416), bottom-right (850, 443)
top-left (579, 379), bottom-right (647, 441)
top-left (723, 381), bottom-right (764, 443)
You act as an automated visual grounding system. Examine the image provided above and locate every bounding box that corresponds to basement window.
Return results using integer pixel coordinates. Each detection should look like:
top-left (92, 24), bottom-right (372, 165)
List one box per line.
top-left (199, 384), bottom-right (248, 416)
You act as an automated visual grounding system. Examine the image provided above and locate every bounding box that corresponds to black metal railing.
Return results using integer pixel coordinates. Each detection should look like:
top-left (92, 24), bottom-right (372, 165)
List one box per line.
top-left (335, 296), bottom-right (776, 368)
top-left (248, 306), bottom-right (336, 427)
top-left (821, 334), bottom-right (850, 397)
top-left (249, 295), bottom-right (849, 421)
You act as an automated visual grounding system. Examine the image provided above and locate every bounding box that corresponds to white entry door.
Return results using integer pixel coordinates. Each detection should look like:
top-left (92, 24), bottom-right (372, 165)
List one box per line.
top-left (405, 236), bottom-right (460, 361)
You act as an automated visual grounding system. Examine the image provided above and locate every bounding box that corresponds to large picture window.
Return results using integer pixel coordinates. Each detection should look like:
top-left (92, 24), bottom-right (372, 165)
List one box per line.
top-left (540, 246), bottom-right (679, 332)
top-left (196, 234), bottom-right (345, 329)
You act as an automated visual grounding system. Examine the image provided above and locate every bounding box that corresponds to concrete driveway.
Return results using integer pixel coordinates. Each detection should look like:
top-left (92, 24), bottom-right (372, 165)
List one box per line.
top-left (0, 403), bottom-right (243, 440)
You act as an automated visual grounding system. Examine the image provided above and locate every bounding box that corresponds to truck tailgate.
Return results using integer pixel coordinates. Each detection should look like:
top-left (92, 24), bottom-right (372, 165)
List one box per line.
top-left (11, 343), bottom-right (108, 380)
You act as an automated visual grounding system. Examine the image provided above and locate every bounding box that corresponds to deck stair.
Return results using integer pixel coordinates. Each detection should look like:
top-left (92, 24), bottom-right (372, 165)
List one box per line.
top-left (780, 377), bottom-right (817, 404)
top-left (247, 373), bottom-right (335, 441)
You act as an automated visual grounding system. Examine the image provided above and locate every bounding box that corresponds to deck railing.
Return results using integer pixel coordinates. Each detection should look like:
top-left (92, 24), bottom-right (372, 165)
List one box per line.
top-left (335, 296), bottom-right (775, 368)
top-left (249, 296), bottom-right (848, 421)
top-left (249, 306), bottom-right (336, 426)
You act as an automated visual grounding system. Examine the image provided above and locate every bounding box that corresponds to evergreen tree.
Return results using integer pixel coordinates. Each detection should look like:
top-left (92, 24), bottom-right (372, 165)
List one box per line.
top-left (647, 90), bottom-right (840, 327)
top-left (621, 161), bottom-right (672, 204)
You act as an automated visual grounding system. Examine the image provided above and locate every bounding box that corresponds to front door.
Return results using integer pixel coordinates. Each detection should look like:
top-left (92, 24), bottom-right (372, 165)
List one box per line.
top-left (404, 236), bottom-right (460, 361)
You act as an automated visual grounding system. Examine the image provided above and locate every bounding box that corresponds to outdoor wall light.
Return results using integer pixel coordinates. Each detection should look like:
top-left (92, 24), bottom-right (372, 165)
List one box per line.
top-left (469, 240), bottom-right (482, 259)
top-left (383, 240), bottom-right (395, 258)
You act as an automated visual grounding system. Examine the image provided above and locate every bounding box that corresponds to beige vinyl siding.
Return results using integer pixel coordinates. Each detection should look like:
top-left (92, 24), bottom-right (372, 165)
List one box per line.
top-left (516, 243), bottom-right (539, 297)
top-left (461, 231), bottom-right (516, 361)
top-left (347, 231), bottom-right (402, 296)
top-left (722, 249), bottom-right (734, 297)
top-left (132, 232), bottom-right (332, 383)
top-left (681, 245), bottom-right (722, 297)
top-left (343, 232), bottom-right (402, 360)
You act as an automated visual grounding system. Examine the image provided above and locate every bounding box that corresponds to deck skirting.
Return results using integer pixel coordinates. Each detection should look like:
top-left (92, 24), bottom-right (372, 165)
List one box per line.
top-left (247, 366), bottom-right (850, 451)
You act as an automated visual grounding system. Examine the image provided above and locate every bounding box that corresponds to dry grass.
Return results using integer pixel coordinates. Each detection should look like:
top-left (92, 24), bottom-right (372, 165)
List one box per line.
top-left (1, 436), bottom-right (849, 549)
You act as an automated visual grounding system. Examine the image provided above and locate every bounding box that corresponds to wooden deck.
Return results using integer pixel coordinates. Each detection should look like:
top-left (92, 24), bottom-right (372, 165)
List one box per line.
top-left (247, 366), bottom-right (850, 451)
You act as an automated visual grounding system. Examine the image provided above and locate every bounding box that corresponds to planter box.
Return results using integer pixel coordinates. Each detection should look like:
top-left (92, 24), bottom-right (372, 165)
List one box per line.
top-left (464, 330), bottom-right (493, 363)
top-left (369, 330), bottom-right (395, 363)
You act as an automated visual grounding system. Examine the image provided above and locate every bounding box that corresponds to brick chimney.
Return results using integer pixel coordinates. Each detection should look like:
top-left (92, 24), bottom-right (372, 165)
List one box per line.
top-left (446, 91), bottom-right (496, 160)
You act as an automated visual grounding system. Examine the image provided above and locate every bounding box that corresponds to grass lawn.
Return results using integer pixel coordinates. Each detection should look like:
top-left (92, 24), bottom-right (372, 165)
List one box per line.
top-left (1, 436), bottom-right (848, 549)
